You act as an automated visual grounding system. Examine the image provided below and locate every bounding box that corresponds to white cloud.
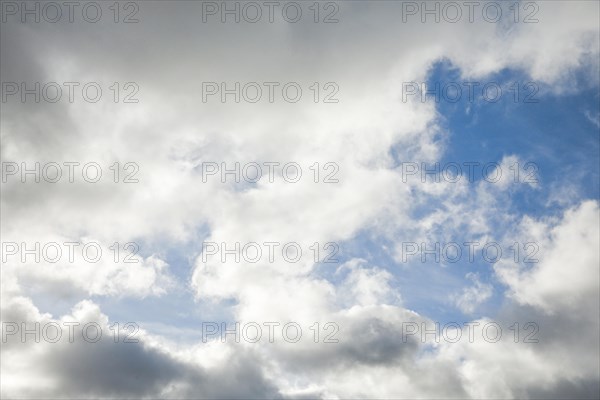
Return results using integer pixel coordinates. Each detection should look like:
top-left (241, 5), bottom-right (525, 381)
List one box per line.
top-left (495, 200), bottom-right (600, 314)
top-left (452, 272), bottom-right (494, 314)
top-left (1, 1), bottom-right (599, 398)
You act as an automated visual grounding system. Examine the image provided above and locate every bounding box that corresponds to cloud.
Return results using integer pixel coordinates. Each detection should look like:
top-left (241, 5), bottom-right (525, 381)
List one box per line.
top-left (495, 200), bottom-right (600, 314)
top-left (452, 272), bottom-right (494, 314)
top-left (1, 1), bottom-right (599, 398)
top-left (1, 300), bottom-right (280, 399)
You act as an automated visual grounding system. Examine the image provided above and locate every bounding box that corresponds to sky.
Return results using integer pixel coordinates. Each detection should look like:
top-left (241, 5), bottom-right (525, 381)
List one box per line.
top-left (1, 1), bottom-right (599, 398)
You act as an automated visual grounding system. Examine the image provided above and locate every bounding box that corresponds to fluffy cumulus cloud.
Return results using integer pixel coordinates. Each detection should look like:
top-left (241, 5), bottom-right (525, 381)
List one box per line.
top-left (495, 200), bottom-right (600, 314)
top-left (1, 1), bottom-right (599, 398)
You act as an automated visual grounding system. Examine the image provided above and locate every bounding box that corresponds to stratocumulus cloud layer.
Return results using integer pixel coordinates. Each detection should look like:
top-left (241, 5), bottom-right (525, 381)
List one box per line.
top-left (1, 1), bottom-right (599, 399)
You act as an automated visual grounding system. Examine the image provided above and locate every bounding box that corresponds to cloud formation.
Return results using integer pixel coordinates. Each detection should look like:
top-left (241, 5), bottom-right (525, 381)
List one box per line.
top-left (1, 1), bottom-right (599, 398)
